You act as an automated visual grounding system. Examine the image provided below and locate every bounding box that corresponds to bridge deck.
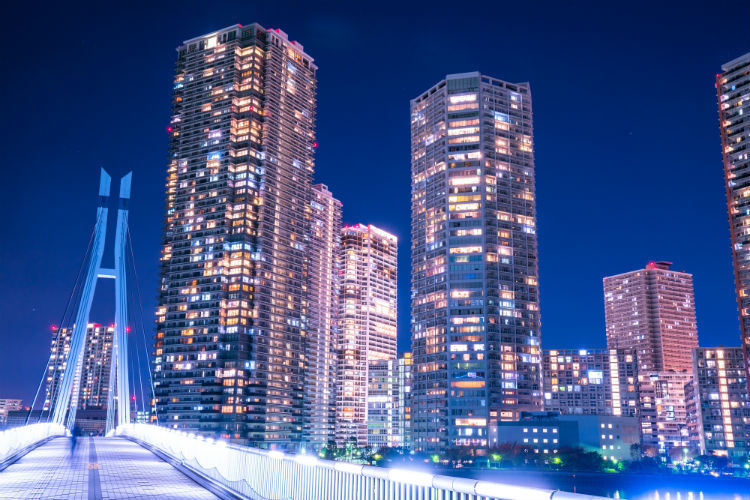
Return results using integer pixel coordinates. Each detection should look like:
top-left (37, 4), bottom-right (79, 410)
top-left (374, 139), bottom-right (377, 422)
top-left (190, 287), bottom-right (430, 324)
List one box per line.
top-left (0, 436), bottom-right (220, 500)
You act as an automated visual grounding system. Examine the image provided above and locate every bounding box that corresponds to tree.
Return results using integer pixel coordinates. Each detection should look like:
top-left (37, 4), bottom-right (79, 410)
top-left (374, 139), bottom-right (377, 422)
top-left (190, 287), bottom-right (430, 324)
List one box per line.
top-left (641, 444), bottom-right (659, 458)
top-left (320, 439), bottom-right (337, 460)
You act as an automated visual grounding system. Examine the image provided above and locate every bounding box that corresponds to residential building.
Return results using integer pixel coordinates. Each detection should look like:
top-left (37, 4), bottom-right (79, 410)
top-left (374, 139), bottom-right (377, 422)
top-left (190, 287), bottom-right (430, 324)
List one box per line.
top-left (638, 371), bottom-right (692, 453)
top-left (44, 324), bottom-right (113, 413)
top-left (153, 24), bottom-right (317, 447)
top-left (367, 358), bottom-right (401, 448)
top-left (397, 352), bottom-right (413, 448)
top-left (717, 53), bottom-right (750, 391)
top-left (603, 262), bottom-right (698, 372)
top-left (304, 184), bottom-right (342, 448)
top-left (687, 347), bottom-right (750, 459)
top-left (543, 348), bottom-right (639, 417)
top-left (410, 72), bottom-right (542, 452)
top-left (0, 399), bottom-right (22, 427)
top-left (336, 224), bottom-right (398, 446)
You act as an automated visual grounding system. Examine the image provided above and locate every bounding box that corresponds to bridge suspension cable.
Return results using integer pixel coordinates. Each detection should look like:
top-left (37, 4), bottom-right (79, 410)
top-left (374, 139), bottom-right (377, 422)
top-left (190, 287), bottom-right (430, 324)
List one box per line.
top-left (127, 228), bottom-right (159, 424)
top-left (25, 221), bottom-right (99, 426)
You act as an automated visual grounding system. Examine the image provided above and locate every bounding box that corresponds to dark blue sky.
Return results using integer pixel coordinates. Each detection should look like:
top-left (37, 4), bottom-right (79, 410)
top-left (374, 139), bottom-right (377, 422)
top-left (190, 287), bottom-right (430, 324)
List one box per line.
top-left (1, 0), bottom-right (748, 403)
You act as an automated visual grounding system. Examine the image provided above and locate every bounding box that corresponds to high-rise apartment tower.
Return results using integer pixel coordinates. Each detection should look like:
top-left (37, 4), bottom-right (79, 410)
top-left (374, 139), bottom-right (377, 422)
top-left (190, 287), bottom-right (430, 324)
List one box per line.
top-left (154, 24), bottom-right (317, 447)
top-left (603, 262), bottom-right (698, 372)
top-left (44, 324), bottom-right (114, 413)
top-left (336, 224), bottom-right (398, 446)
top-left (717, 53), bottom-right (750, 391)
top-left (305, 184), bottom-right (342, 448)
top-left (410, 72), bottom-right (542, 451)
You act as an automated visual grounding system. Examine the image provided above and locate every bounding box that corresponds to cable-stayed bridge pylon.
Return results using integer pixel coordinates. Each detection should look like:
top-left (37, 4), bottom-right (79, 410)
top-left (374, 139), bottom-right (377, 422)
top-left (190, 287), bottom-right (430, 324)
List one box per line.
top-left (50, 168), bottom-right (132, 434)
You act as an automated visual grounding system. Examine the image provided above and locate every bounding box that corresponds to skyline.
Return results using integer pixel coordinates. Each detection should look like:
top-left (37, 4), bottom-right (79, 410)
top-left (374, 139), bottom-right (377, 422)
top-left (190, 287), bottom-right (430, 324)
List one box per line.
top-left (2, 1), bottom-right (749, 404)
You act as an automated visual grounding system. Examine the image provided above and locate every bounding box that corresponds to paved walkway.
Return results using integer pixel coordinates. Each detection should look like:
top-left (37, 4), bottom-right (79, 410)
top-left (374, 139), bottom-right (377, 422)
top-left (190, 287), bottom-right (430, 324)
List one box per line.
top-left (0, 436), bottom-right (220, 500)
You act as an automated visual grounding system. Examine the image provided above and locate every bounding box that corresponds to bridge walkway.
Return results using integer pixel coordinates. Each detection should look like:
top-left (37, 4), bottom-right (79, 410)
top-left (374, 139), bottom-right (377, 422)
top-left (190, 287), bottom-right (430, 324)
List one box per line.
top-left (0, 436), bottom-right (220, 500)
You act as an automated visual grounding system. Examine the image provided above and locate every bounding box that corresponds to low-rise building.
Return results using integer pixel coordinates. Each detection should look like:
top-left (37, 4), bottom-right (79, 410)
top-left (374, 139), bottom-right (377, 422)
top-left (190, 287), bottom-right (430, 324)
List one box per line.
top-left (491, 412), bottom-right (570, 455)
top-left (559, 414), bottom-right (640, 461)
top-left (0, 398), bottom-right (23, 427)
top-left (490, 411), bottom-right (639, 461)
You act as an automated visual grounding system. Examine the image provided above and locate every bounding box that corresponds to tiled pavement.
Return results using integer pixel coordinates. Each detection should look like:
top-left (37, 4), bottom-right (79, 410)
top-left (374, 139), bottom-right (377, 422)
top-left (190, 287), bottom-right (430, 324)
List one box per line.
top-left (0, 436), bottom-right (220, 499)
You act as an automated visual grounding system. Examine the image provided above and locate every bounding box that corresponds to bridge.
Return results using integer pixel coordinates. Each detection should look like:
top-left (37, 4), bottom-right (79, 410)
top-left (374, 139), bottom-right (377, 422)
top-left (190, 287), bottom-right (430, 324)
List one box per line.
top-left (0, 171), bottom-right (606, 500)
top-left (0, 423), bottom-right (605, 500)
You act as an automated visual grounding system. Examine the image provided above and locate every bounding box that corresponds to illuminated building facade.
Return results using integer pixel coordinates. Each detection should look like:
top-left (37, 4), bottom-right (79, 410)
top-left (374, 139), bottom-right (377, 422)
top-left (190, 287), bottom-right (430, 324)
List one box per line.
top-left (410, 72), bottom-right (542, 451)
top-left (717, 53), bottom-right (750, 392)
top-left (305, 184), bottom-right (342, 448)
top-left (637, 371), bottom-right (692, 453)
top-left (154, 24), bottom-right (317, 447)
top-left (542, 349), bottom-right (639, 417)
top-left (490, 413), bottom-right (640, 462)
top-left (367, 358), bottom-right (401, 448)
top-left (687, 347), bottom-right (750, 458)
top-left (0, 399), bottom-right (22, 427)
top-left (603, 262), bottom-right (698, 372)
top-left (44, 324), bottom-right (114, 412)
top-left (397, 352), bottom-right (413, 448)
top-left (336, 224), bottom-right (398, 446)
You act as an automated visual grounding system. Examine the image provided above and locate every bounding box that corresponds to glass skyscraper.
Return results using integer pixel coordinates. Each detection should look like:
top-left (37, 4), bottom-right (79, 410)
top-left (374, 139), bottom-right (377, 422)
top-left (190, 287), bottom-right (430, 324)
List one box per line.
top-left (410, 72), bottom-right (542, 451)
top-left (718, 53), bottom-right (750, 391)
top-left (154, 24), bottom-right (317, 447)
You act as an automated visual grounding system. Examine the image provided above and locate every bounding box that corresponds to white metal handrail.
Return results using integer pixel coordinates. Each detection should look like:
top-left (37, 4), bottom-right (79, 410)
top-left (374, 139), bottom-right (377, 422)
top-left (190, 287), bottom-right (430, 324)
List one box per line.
top-left (117, 423), bottom-right (607, 500)
top-left (0, 423), bottom-right (66, 465)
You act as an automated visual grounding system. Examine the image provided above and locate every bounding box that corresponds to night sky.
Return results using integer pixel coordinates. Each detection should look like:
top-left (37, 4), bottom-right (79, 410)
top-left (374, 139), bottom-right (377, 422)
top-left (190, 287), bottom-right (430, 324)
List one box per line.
top-left (1, 1), bottom-right (748, 404)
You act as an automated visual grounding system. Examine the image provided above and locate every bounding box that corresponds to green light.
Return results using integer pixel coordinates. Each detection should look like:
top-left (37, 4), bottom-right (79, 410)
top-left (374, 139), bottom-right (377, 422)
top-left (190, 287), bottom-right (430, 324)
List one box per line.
top-left (491, 453), bottom-right (501, 461)
top-left (431, 454), bottom-right (440, 463)
top-left (552, 457), bottom-right (562, 464)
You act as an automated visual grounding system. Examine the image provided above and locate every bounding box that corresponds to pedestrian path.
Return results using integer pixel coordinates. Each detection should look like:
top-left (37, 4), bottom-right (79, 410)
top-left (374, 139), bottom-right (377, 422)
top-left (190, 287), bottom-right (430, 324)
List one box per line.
top-left (0, 436), bottom-right (220, 499)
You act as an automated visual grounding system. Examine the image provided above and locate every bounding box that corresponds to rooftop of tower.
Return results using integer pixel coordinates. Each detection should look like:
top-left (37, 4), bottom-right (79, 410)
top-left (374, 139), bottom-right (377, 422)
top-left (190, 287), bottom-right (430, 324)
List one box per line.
top-left (645, 261), bottom-right (673, 270)
top-left (179, 23), bottom-right (313, 63)
top-left (412, 71), bottom-right (530, 104)
top-left (721, 51), bottom-right (750, 72)
top-left (342, 223), bottom-right (398, 242)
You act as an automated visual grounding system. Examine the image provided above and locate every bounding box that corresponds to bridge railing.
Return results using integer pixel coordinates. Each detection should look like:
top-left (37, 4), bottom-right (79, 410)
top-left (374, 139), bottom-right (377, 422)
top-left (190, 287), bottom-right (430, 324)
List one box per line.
top-left (0, 423), bottom-right (66, 467)
top-left (117, 423), bottom-right (604, 500)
